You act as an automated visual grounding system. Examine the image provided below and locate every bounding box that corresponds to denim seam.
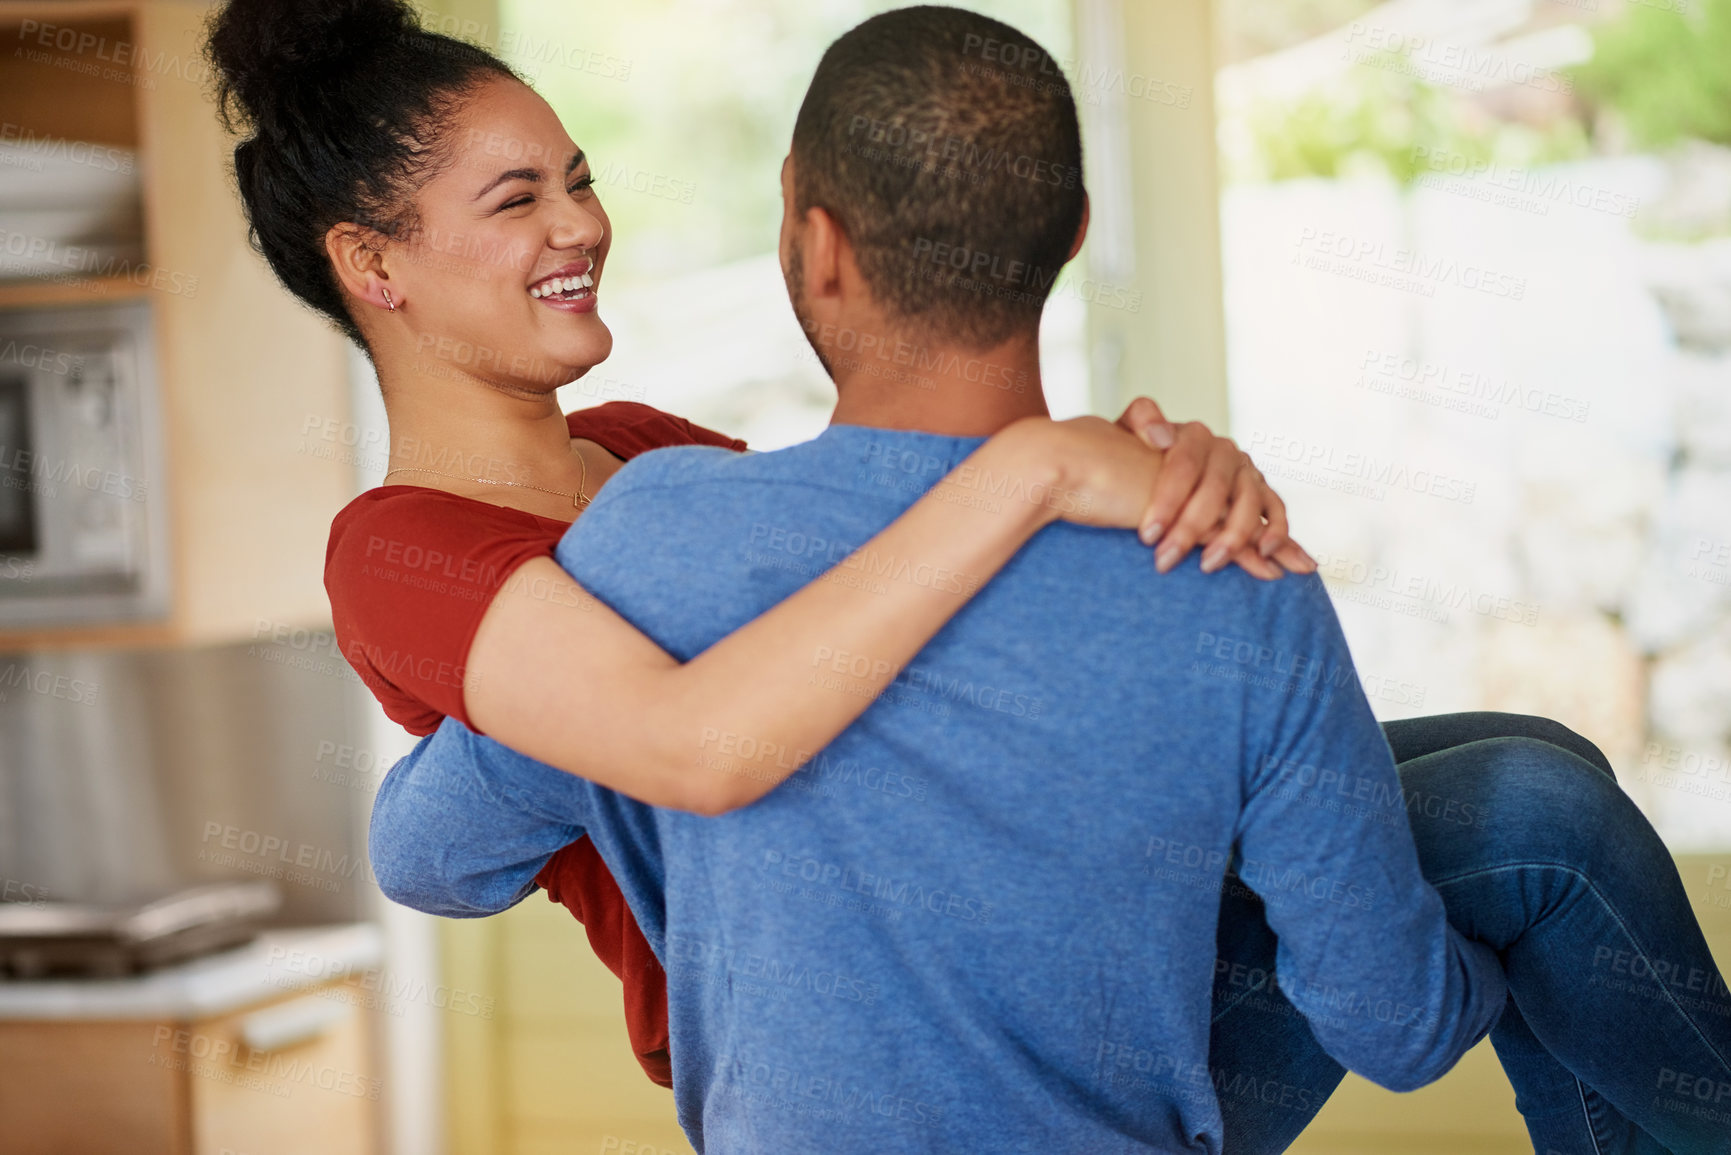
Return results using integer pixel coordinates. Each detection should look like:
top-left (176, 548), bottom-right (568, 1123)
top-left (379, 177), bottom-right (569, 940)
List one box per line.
top-left (1575, 1077), bottom-right (1607, 1155)
top-left (1430, 860), bottom-right (1731, 1081)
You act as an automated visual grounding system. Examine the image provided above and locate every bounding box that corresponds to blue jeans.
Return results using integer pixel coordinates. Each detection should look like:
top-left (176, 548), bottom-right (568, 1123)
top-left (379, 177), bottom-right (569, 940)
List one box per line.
top-left (1211, 713), bottom-right (1731, 1154)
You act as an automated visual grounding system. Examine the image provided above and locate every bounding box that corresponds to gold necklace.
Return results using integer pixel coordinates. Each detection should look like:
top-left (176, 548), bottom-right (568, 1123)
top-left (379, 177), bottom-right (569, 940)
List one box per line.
top-left (384, 452), bottom-right (591, 510)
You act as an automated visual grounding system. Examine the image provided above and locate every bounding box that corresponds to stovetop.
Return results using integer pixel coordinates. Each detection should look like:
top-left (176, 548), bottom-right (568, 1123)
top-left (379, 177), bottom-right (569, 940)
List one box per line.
top-left (0, 882), bottom-right (281, 979)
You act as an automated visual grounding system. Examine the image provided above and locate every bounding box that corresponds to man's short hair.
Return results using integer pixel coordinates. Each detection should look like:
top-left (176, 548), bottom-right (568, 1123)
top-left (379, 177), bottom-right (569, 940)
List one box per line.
top-left (792, 6), bottom-right (1086, 350)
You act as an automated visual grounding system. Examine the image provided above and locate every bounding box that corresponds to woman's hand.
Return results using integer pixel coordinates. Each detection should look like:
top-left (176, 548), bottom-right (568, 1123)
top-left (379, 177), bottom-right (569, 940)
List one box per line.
top-left (1000, 401), bottom-right (1315, 581)
top-left (1114, 397), bottom-right (1314, 579)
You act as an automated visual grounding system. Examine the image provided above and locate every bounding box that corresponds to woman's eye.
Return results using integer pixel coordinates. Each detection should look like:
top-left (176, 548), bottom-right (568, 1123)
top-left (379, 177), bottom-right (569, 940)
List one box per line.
top-left (496, 176), bottom-right (591, 213)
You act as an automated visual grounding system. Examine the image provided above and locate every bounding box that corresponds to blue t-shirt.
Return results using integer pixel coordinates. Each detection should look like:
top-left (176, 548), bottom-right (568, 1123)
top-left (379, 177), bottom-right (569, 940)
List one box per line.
top-left (370, 423), bottom-right (1505, 1154)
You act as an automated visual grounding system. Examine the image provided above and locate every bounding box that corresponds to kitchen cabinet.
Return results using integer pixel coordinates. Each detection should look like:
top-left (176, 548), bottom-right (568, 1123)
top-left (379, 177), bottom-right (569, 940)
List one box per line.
top-left (0, 0), bottom-right (355, 648)
top-left (0, 924), bottom-right (384, 1154)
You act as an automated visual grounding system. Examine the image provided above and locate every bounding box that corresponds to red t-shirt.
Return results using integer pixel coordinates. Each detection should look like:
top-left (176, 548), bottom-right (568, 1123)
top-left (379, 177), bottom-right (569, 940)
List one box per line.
top-left (326, 401), bottom-right (747, 1088)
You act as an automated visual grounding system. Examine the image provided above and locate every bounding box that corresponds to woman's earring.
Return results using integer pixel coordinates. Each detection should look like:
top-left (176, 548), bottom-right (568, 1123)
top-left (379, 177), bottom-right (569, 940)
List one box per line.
top-left (383, 288), bottom-right (396, 312)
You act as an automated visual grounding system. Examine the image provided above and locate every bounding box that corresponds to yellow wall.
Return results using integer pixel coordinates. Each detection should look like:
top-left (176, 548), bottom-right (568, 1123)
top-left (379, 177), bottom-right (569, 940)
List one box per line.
top-left (442, 896), bottom-right (694, 1155)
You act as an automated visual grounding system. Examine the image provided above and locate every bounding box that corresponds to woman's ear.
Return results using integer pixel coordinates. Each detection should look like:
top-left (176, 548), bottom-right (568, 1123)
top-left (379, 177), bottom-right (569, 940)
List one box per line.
top-left (324, 223), bottom-right (398, 313)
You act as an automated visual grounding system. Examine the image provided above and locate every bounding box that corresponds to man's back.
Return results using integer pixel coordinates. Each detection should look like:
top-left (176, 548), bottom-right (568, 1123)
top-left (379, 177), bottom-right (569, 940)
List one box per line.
top-left (523, 424), bottom-right (1502, 1154)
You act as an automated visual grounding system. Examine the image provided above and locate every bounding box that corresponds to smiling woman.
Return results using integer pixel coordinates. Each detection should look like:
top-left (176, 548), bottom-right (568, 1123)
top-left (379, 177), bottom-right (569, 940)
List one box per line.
top-left (201, 0), bottom-right (1303, 1103)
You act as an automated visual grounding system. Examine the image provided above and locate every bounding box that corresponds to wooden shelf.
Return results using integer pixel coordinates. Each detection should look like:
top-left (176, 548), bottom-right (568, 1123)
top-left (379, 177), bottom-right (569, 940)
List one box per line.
top-left (0, 2), bottom-right (139, 22)
top-left (0, 9), bottom-right (138, 149)
top-left (0, 276), bottom-right (153, 311)
top-left (0, 0), bottom-right (357, 651)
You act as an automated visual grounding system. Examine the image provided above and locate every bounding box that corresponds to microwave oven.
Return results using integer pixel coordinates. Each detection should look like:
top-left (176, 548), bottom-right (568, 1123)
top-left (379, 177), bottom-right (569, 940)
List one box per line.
top-left (0, 300), bottom-right (169, 627)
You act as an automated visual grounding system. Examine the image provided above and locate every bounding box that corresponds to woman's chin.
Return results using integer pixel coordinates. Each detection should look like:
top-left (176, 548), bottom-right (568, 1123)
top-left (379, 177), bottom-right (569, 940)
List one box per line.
top-left (542, 319), bottom-right (613, 371)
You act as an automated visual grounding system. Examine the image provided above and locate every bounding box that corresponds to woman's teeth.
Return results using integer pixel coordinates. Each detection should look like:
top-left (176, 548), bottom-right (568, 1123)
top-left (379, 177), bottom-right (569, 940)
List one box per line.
top-left (529, 273), bottom-right (594, 300)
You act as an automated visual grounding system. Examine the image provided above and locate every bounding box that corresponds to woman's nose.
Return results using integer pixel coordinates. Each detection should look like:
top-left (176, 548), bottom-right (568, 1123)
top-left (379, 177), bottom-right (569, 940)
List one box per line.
top-left (549, 201), bottom-right (605, 252)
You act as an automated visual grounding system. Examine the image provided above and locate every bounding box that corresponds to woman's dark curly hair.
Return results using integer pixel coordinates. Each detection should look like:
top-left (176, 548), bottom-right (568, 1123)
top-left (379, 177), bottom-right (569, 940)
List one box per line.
top-left (203, 0), bottom-right (521, 347)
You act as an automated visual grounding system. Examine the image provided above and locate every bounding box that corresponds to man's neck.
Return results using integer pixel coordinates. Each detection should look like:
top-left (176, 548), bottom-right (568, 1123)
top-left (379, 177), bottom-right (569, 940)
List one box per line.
top-left (825, 326), bottom-right (1050, 437)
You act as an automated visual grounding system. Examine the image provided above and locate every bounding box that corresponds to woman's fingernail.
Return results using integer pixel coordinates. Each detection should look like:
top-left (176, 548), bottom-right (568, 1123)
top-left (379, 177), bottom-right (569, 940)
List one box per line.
top-left (1156, 544), bottom-right (1181, 572)
top-left (1141, 521), bottom-right (1163, 546)
top-left (1201, 546), bottom-right (1226, 573)
top-left (1146, 424), bottom-right (1176, 450)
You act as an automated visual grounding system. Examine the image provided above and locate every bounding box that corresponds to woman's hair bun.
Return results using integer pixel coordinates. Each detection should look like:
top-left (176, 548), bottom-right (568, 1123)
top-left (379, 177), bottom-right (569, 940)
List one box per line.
top-left (201, 0), bottom-right (517, 349)
top-left (205, 0), bottom-right (420, 134)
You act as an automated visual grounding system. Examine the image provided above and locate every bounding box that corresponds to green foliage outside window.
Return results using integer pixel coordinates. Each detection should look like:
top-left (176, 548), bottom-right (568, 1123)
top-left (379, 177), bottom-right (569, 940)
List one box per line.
top-left (1233, 62), bottom-right (1587, 187)
top-left (1572, 0), bottom-right (1731, 149)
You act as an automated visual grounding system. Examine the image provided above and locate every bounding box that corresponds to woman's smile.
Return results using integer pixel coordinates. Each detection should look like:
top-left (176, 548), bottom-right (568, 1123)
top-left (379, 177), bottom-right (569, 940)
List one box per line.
top-left (528, 259), bottom-right (598, 312)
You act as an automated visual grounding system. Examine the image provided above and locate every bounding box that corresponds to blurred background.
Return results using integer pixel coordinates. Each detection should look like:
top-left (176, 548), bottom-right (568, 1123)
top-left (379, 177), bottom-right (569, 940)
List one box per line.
top-left (0, 0), bottom-right (1727, 1152)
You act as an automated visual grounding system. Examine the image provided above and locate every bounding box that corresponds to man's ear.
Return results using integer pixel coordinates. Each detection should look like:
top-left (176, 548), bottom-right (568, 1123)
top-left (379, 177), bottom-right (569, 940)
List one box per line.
top-left (324, 223), bottom-right (396, 313)
top-left (1066, 193), bottom-right (1091, 263)
top-left (801, 204), bottom-right (848, 304)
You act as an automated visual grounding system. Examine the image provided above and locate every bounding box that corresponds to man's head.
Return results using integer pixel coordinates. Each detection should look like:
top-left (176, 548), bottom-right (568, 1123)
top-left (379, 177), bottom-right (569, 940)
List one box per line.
top-left (782, 6), bottom-right (1088, 373)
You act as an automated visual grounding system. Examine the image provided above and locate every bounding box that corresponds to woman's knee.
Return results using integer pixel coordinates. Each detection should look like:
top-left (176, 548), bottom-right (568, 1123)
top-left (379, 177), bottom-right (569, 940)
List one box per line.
top-left (1383, 713), bottom-right (1616, 783)
top-left (1493, 715), bottom-right (1616, 782)
top-left (1403, 735), bottom-right (1643, 866)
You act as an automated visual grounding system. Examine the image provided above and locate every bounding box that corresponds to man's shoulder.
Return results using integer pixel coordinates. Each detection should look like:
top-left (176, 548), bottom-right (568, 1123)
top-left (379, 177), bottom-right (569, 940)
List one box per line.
top-left (592, 437), bottom-right (831, 500)
top-left (596, 442), bottom-right (751, 498)
top-left (559, 440), bottom-right (834, 572)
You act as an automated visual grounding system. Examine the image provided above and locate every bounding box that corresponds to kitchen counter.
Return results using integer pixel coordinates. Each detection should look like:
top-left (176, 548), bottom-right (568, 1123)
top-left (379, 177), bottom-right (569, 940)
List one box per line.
top-left (0, 922), bottom-right (382, 1021)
